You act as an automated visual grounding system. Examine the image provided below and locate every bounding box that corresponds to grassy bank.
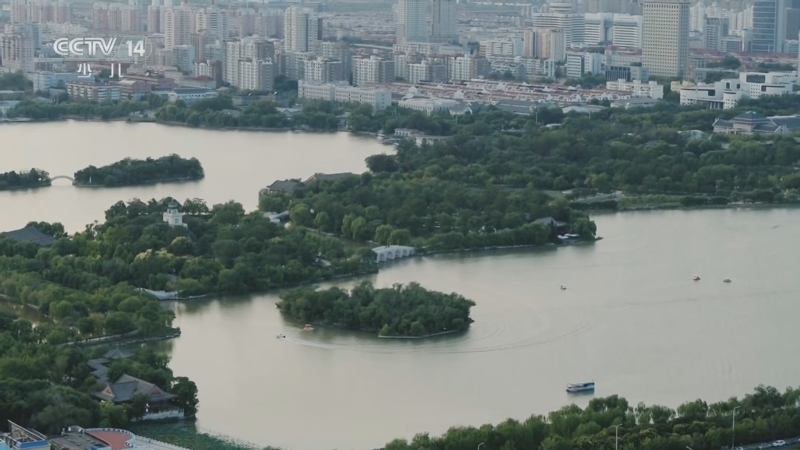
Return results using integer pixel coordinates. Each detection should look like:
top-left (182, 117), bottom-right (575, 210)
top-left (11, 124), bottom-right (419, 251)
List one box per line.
top-left (130, 422), bottom-right (278, 450)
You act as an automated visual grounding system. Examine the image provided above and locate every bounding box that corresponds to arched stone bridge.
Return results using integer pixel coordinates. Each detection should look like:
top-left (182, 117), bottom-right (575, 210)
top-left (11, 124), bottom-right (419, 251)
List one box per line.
top-left (51, 175), bottom-right (75, 182)
top-left (372, 245), bottom-right (416, 263)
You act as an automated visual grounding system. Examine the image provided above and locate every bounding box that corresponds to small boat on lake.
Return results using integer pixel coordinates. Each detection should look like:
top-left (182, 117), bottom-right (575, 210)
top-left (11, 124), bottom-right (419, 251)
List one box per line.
top-left (303, 324), bottom-right (314, 331)
top-left (693, 276), bottom-right (701, 281)
top-left (723, 278), bottom-right (732, 283)
top-left (560, 285), bottom-right (567, 290)
top-left (567, 381), bottom-right (595, 393)
top-left (276, 334), bottom-right (285, 339)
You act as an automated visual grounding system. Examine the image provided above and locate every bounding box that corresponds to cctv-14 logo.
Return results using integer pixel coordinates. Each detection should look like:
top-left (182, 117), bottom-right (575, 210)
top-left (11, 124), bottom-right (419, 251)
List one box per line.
top-left (53, 37), bottom-right (147, 58)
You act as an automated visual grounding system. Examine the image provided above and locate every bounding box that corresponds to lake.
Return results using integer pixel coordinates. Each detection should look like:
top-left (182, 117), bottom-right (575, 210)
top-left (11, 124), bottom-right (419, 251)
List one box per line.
top-left (0, 121), bottom-right (386, 231)
top-left (3, 122), bottom-right (799, 450)
top-left (157, 208), bottom-right (800, 450)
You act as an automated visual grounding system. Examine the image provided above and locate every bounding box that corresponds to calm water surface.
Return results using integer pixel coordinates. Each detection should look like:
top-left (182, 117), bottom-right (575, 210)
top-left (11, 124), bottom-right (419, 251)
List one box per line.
top-left (0, 121), bottom-right (386, 231)
top-left (158, 208), bottom-right (800, 450)
top-left (3, 123), bottom-right (799, 450)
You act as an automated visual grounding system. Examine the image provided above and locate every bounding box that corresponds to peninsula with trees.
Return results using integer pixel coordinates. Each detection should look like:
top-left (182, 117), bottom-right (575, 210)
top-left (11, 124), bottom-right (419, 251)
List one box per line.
top-left (73, 154), bottom-right (204, 187)
top-left (0, 168), bottom-right (51, 191)
top-left (277, 281), bottom-right (475, 337)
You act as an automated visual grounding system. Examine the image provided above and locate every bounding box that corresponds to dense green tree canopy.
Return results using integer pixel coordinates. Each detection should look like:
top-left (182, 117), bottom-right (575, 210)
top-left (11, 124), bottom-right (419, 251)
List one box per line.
top-left (384, 385), bottom-right (800, 450)
top-left (278, 281), bottom-right (475, 337)
top-left (73, 154), bottom-right (204, 187)
top-left (0, 169), bottom-right (50, 191)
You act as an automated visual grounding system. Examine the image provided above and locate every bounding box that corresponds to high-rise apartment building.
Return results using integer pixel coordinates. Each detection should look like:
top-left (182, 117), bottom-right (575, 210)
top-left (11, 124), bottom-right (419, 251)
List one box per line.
top-left (704, 17), bottom-right (724, 50)
top-left (751, 0), bottom-right (786, 53)
top-left (535, 28), bottom-right (566, 62)
top-left (256, 9), bottom-right (285, 38)
top-left (531, 12), bottom-right (585, 46)
top-left (164, 1), bottom-right (192, 50)
top-left (641, 0), bottom-right (689, 79)
top-left (430, 0), bottom-right (458, 43)
top-left (0, 26), bottom-right (35, 72)
top-left (196, 1), bottom-right (229, 42)
top-left (523, 29), bottom-right (536, 57)
top-left (352, 55), bottom-right (394, 86)
top-left (786, 8), bottom-right (800, 40)
top-left (396, 0), bottom-right (427, 43)
top-left (284, 6), bottom-right (319, 52)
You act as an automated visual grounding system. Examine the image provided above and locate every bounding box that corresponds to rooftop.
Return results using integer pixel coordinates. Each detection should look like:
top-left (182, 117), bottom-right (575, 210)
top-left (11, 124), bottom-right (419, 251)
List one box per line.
top-left (171, 87), bottom-right (215, 94)
top-left (49, 429), bottom-right (110, 450)
top-left (85, 430), bottom-right (133, 450)
top-left (93, 374), bottom-right (176, 403)
top-left (1, 226), bottom-right (56, 246)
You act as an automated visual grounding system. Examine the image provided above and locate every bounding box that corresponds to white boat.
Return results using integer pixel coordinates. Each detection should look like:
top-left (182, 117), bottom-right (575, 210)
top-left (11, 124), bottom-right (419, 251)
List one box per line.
top-left (566, 381), bottom-right (595, 393)
top-left (560, 285), bottom-right (567, 290)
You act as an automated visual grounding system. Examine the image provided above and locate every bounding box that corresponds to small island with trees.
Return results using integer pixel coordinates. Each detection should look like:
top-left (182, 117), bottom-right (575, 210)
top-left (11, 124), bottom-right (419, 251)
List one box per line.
top-left (0, 168), bottom-right (51, 191)
top-left (277, 281), bottom-right (476, 337)
top-left (73, 154), bottom-right (204, 187)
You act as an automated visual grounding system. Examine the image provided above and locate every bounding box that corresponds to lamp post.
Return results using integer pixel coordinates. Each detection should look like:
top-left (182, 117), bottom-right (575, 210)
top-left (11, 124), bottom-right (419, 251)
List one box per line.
top-left (732, 406), bottom-right (741, 449)
top-left (687, 446), bottom-right (694, 450)
top-left (615, 424), bottom-right (623, 450)
top-left (478, 443), bottom-right (485, 450)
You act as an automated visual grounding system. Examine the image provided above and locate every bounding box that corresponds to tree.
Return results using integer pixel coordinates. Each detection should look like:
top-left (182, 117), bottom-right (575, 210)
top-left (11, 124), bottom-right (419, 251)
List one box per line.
top-left (172, 376), bottom-right (199, 417)
top-left (290, 203), bottom-right (312, 227)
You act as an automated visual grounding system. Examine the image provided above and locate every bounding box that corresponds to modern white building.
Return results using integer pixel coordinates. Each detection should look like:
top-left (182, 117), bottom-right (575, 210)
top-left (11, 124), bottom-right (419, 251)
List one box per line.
top-left (167, 86), bottom-right (218, 104)
top-left (398, 97), bottom-right (460, 115)
top-left (611, 14), bottom-right (643, 48)
top-left (531, 12), bottom-right (585, 46)
top-left (606, 79), bottom-right (665, 99)
top-left (680, 72), bottom-right (796, 109)
top-left (430, 0), bottom-right (458, 43)
top-left (298, 80), bottom-right (392, 110)
top-left (641, 0), bottom-right (690, 79)
top-left (565, 52), bottom-right (603, 78)
top-left (396, 0), bottom-right (427, 43)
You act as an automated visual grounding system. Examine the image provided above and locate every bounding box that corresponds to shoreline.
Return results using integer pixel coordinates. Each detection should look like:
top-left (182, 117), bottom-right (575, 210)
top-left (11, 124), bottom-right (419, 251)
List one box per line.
top-left (581, 201), bottom-right (800, 215)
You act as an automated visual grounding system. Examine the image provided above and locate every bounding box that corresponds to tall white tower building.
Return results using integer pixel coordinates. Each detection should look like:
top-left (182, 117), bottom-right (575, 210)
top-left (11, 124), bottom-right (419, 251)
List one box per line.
top-left (641, 0), bottom-right (690, 79)
top-left (430, 0), bottom-right (458, 43)
top-left (164, 0), bottom-right (192, 50)
top-left (396, 0), bottom-right (427, 43)
top-left (284, 6), bottom-right (319, 52)
top-left (196, 0), bottom-right (229, 41)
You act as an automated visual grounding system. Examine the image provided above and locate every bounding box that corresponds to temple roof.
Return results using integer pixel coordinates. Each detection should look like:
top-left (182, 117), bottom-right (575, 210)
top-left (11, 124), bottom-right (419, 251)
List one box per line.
top-left (93, 374), bottom-right (176, 403)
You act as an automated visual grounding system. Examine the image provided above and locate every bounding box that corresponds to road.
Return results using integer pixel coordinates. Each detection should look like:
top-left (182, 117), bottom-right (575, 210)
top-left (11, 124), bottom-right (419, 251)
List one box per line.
top-left (735, 437), bottom-right (800, 450)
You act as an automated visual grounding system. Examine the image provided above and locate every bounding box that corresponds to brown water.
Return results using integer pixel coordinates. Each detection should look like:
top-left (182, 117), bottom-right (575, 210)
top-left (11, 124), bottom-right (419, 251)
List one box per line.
top-left (0, 121), bottom-right (386, 231)
top-left (155, 208), bottom-right (800, 450)
top-left (3, 123), bottom-right (799, 450)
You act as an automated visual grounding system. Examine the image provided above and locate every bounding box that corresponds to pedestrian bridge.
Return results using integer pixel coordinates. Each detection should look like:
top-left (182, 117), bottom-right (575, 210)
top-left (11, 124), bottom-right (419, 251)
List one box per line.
top-left (372, 245), bottom-right (416, 263)
top-left (51, 175), bottom-right (75, 182)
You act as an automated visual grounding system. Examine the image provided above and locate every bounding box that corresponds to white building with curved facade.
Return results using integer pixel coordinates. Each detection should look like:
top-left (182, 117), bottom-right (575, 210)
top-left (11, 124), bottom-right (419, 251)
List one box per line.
top-left (680, 71), bottom-right (796, 110)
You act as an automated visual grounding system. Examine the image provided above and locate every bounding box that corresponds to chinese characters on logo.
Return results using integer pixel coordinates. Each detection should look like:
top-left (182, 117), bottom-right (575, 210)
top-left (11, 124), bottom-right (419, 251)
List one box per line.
top-left (76, 63), bottom-right (92, 78)
top-left (75, 63), bottom-right (124, 79)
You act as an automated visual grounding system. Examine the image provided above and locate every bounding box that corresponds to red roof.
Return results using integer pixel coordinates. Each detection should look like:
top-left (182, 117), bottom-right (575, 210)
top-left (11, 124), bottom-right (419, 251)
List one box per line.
top-left (87, 430), bottom-right (133, 450)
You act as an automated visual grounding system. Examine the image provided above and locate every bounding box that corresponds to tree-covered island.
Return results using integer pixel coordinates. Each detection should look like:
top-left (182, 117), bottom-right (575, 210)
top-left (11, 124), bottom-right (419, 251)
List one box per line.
top-left (277, 281), bottom-right (475, 337)
top-left (0, 168), bottom-right (51, 191)
top-left (73, 154), bottom-right (204, 187)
